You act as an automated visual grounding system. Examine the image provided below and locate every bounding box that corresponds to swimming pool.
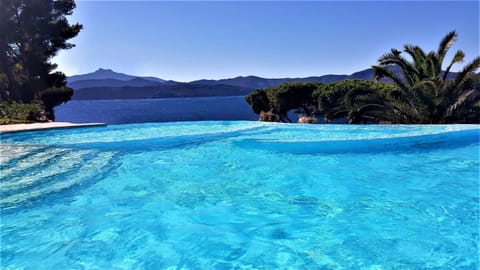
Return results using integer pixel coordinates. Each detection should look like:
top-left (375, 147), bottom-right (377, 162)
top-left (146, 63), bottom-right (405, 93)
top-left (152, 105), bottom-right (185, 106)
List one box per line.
top-left (1, 121), bottom-right (479, 269)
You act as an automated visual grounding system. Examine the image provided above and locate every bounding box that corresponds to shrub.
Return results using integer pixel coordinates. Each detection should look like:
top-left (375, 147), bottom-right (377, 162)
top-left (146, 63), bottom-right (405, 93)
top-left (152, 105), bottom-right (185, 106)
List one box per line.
top-left (0, 102), bottom-right (44, 124)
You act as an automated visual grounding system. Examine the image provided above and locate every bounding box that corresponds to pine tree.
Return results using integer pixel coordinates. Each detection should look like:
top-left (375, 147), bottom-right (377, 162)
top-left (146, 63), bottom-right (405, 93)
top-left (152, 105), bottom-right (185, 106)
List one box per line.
top-left (0, 0), bottom-right (82, 120)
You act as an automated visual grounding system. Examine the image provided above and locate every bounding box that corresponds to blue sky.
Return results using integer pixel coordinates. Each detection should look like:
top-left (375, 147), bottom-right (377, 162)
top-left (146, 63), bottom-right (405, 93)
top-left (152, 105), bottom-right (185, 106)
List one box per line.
top-left (54, 1), bottom-right (479, 82)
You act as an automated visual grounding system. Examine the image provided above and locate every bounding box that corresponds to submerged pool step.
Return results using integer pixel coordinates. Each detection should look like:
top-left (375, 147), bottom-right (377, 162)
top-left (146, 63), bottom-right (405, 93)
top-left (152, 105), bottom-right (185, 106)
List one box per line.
top-left (0, 145), bottom-right (53, 170)
top-left (0, 151), bottom-right (113, 211)
top-left (0, 149), bottom-right (92, 197)
top-left (0, 145), bottom-right (44, 166)
top-left (0, 147), bottom-right (73, 180)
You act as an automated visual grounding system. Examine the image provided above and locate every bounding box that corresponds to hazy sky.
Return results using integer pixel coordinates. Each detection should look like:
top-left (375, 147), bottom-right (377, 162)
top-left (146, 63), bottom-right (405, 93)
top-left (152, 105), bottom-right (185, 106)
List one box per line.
top-left (53, 0), bottom-right (479, 82)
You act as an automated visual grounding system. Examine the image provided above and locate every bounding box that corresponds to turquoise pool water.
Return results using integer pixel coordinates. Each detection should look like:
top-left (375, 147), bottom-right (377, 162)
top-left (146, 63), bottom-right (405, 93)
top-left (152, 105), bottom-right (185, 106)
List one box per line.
top-left (1, 121), bottom-right (479, 269)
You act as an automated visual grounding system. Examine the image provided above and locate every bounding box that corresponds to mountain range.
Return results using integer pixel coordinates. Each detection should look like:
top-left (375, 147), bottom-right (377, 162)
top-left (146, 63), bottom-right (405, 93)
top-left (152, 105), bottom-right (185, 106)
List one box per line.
top-left (68, 67), bottom-right (456, 100)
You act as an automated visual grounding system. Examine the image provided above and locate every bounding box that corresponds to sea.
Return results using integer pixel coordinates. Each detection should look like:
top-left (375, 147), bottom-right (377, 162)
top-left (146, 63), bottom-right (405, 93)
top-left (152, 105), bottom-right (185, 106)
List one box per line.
top-left (55, 96), bottom-right (258, 124)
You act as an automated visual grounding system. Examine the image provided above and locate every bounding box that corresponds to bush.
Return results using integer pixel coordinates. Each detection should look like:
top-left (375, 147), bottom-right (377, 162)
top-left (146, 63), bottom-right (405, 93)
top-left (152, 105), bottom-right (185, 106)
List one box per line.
top-left (246, 82), bottom-right (323, 122)
top-left (0, 102), bottom-right (44, 124)
top-left (245, 89), bottom-right (270, 114)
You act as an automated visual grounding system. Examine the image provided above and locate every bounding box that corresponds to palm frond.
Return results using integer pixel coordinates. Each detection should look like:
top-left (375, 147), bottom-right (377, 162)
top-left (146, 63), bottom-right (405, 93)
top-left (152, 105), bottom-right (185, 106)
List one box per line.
top-left (443, 50), bottom-right (465, 80)
top-left (414, 79), bottom-right (439, 98)
top-left (437, 31), bottom-right (458, 63)
top-left (378, 49), bottom-right (419, 86)
top-left (378, 53), bottom-right (405, 67)
top-left (434, 54), bottom-right (443, 77)
top-left (447, 56), bottom-right (480, 96)
top-left (404, 45), bottom-right (426, 77)
top-left (444, 89), bottom-right (480, 123)
top-left (343, 88), bottom-right (382, 108)
top-left (372, 65), bottom-right (408, 91)
top-left (386, 99), bottom-right (422, 123)
top-left (404, 45), bottom-right (423, 60)
top-left (425, 52), bottom-right (441, 77)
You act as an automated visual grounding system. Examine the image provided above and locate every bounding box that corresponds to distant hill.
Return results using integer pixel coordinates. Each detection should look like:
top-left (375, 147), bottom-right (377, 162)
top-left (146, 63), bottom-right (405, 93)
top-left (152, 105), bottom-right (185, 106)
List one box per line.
top-left (187, 68), bottom-right (396, 89)
top-left (68, 77), bottom-right (163, 89)
top-left (68, 67), bottom-right (458, 100)
top-left (190, 74), bottom-right (356, 89)
top-left (68, 68), bottom-right (166, 83)
top-left (73, 83), bottom-right (252, 100)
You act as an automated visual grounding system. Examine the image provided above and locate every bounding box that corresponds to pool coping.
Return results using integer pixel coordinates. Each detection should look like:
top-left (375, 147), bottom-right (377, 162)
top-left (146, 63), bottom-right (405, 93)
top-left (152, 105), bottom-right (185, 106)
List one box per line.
top-left (0, 122), bottom-right (107, 134)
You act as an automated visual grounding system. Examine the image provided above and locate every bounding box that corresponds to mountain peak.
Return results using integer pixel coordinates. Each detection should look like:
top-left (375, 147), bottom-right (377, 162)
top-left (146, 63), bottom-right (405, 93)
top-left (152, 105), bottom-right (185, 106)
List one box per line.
top-left (95, 68), bottom-right (114, 73)
top-left (68, 68), bottom-right (166, 84)
top-left (67, 68), bottom-right (135, 82)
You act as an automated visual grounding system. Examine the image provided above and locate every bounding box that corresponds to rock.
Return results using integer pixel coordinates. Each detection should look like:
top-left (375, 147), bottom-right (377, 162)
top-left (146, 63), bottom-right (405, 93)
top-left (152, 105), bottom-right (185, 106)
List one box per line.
top-left (259, 110), bottom-right (280, 122)
top-left (298, 116), bottom-right (318, 124)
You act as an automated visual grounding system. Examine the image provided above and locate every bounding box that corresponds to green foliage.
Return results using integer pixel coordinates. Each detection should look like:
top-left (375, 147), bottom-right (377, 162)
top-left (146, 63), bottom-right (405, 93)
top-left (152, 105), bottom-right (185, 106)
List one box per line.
top-left (246, 80), bottom-right (397, 123)
top-left (268, 82), bottom-right (321, 119)
top-left (314, 80), bottom-right (395, 123)
top-left (246, 32), bottom-right (479, 124)
top-left (372, 31), bottom-right (480, 123)
top-left (0, 0), bottom-right (82, 120)
top-left (246, 82), bottom-right (322, 122)
top-left (40, 86), bottom-right (73, 120)
top-left (0, 102), bottom-right (43, 124)
top-left (245, 89), bottom-right (269, 114)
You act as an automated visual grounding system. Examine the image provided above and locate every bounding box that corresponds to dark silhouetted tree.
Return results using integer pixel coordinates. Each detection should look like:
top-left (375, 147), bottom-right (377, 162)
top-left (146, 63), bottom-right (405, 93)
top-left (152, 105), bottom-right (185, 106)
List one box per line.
top-left (0, 0), bottom-right (82, 119)
top-left (245, 89), bottom-right (270, 114)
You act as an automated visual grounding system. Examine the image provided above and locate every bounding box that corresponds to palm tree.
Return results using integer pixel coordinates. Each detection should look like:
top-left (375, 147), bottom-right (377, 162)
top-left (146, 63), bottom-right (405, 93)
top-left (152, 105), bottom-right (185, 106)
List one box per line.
top-left (372, 31), bottom-right (480, 123)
